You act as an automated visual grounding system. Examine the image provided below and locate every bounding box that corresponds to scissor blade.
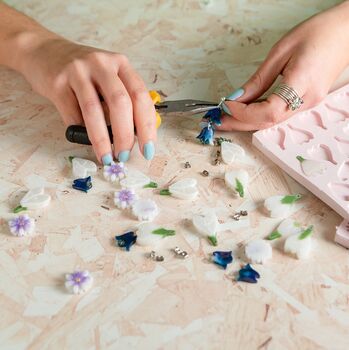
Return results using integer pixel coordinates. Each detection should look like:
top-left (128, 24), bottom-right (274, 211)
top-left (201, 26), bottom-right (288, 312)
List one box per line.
top-left (155, 99), bottom-right (218, 114)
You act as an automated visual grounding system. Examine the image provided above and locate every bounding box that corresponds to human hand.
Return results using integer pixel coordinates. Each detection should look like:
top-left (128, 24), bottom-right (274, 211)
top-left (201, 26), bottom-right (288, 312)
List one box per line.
top-left (217, 1), bottom-right (349, 131)
top-left (20, 37), bottom-right (156, 164)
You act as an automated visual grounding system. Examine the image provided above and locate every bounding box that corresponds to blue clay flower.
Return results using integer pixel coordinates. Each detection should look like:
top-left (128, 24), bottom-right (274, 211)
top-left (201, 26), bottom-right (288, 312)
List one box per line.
top-left (212, 251), bottom-right (233, 269)
top-left (204, 108), bottom-right (222, 126)
top-left (72, 176), bottom-right (92, 192)
top-left (197, 122), bottom-right (214, 145)
top-left (115, 231), bottom-right (137, 251)
top-left (237, 264), bottom-right (260, 283)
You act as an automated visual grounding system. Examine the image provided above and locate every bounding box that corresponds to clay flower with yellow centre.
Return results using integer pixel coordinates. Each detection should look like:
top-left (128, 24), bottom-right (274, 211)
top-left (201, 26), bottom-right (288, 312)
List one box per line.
top-left (8, 214), bottom-right (35, 237)
top-left (103, 161), bottom-right (127, 182)
top-left (65, 270), bottom-right (93, 294)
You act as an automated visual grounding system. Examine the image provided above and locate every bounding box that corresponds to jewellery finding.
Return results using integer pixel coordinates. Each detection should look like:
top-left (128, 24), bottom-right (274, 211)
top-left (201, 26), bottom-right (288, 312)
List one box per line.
top-left (174, 247), bottom-right (188, 259)
top-left (150, 251), bottom-right (164, 262)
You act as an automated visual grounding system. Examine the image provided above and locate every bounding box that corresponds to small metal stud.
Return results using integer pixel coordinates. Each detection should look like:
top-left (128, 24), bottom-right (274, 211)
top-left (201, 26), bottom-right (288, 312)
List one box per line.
top-left (174, 247), bottom-right (188, 259)
top-left (184, 161), bottom-right (191, 169)
top-left (150, 251), bottom-right (164, 262)
top-left (201, 170), bottom-right (209, 177)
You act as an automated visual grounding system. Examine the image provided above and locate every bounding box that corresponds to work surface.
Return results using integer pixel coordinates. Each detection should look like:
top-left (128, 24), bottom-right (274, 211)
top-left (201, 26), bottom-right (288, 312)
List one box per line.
top-left (1, 1), bottom-right (348, 349)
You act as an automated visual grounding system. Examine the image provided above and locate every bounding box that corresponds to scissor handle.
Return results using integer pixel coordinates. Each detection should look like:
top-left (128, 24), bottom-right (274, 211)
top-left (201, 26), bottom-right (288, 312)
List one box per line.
top-left (65, 125), bottom-right (113, 145)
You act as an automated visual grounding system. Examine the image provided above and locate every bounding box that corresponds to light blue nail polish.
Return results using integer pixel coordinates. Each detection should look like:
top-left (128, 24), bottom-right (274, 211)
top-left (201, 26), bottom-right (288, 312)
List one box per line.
top-left (143, 142), bottom-right (155, 160)
top-left (226, 87), bottom-right (244, 101)
top-left (102, 153), bottom-right (113, 165)
top-left (221, 102), bottom-right (233, 116)
top-left (118, 150), bottom-right (130, 162)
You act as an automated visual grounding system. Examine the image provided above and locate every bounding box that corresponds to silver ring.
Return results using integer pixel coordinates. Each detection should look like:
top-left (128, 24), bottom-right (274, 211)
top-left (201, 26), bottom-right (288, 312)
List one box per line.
top-left (273, 83), bottom-right (304, 111)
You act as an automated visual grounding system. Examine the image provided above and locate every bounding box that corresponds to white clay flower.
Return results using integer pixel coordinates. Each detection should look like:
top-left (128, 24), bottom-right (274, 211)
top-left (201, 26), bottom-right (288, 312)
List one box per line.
top-left (221, 141), bottom-right (245, 164)
top-left (267, 218), bottom-right (302, 240)
top-left (8, 215), bottom-right (35, 237)
top-left (132, 199), bottom-right (159, 221)
top-left (296, 156), bottom-right (327, 177)
top-left (19, 187), bottom-right (51, 210)
top-left (167, 178), bottom-right (198, 200)
top-left (72, 157), bottom-right (97, 179)
top-left (284, 225), bottom-right (313, 259)
top-left (192, 211), bottom-right (219, 246)
top-left (103, 161), bottom-right (126, 182)
top-left (65, 270), bottom-right (93, 294)
top-left (120, 170), bottom-right (156, 189)
top-left (264, 194), bottom-right (302, 218)
top-left (245, 239), bottom-right (272, 264)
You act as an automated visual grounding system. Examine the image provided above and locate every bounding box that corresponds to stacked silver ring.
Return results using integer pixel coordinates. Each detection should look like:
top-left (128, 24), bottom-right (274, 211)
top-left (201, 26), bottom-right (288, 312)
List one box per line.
top-left (273, 83), bottom-right (304, 111)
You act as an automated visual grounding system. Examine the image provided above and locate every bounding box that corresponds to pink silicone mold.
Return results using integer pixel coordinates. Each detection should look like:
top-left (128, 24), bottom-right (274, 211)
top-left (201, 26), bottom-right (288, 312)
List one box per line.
top-left (335, 220), bottom-right (349, 248)
top-left (253, 84), bottom-right (349, 222)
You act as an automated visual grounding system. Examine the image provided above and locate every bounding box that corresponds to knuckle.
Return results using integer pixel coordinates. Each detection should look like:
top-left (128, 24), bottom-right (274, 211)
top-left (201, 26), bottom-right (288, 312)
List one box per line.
top-left (86, 51), bottom-right (108, 66)
top-left (82, 97), bottom-right (100, 113)
top-left (250, 72), bottom-right (263, 90)
top-left (108, 90), bottom-right (131, 107)
top-left (115, 53), bottom-right (129, 66)
top-left (129, 87), bottom-right (151, 104)
top-left (267, 109), bottom-right (280, 124)
top-left (91, 135), bottom-right (110, 149)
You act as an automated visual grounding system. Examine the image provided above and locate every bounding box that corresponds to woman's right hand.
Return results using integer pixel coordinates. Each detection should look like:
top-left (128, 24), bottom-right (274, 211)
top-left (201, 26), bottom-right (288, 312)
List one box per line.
top-left (20, 36), bottom-right (156, 164)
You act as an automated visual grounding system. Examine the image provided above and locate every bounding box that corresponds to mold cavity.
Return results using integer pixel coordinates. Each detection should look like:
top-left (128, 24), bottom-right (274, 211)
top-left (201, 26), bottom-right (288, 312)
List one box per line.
top-left (325, 104), bottom-right (349, 122)
top-left (263, 127), bottom-right (286, 150)
top-left (338, 161), bottom-right (349, 181)
top-left (328, 182), bottom-right (349, 201)
top-left (287, 124), bottom-right (314, 144)
top-left (335, 136), bottom-right (349, 157)
top-left (301, 110), bottom-right (326, 129)
top-left (344, 123), bottom-right (349, 135)
top-left (307, 144), bottom-right (337, 165)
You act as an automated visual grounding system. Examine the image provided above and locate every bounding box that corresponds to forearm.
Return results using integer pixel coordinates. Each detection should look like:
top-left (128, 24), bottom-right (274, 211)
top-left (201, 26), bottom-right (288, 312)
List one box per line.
top-left (0, 2), bottom-right (58, 73)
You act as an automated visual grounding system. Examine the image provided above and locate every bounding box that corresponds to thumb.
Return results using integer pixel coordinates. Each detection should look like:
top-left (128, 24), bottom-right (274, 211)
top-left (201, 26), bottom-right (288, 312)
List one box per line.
top-left (224, 46), bottom-right (290, 107)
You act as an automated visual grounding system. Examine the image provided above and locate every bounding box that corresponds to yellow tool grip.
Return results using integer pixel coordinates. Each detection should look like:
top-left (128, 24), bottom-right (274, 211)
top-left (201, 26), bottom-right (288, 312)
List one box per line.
top-left (149, 90), bottom-right (162, 128)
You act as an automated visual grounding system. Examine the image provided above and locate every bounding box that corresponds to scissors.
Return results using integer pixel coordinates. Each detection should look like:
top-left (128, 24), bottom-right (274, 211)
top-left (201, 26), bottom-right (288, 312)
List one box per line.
top-left (65, 98), bottom-right (219, 145)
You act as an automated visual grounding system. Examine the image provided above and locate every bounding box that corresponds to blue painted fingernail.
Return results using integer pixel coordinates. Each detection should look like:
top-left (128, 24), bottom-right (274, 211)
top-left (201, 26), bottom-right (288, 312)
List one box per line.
top-left (221, 102), bottom-right (233, 116)
top-left (143, 142), bottom-right (155, 160)
top-left (226, 88), bottom-right (244, 101)
top-left (102, 153), bottom-right (113, 165)
top-left (118, 150), bottom-right (130, 162)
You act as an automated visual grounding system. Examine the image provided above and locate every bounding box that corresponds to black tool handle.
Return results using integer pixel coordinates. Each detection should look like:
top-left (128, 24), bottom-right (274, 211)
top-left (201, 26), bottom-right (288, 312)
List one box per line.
top-left (65, 125), bottom-right (113, 145)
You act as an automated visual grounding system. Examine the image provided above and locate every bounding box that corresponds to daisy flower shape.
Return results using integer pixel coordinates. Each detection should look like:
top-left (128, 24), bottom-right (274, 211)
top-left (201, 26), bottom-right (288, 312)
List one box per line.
top-left (132, 199), bottom-right (159, 221)
top-left (8, 215), bottom-right (35, 237)
top-left (103, 161), bottom-right (126, 182)
top-left (65, 270), bottom-right (93, 294)
top-left (114, 189), bottom-right (138, 209)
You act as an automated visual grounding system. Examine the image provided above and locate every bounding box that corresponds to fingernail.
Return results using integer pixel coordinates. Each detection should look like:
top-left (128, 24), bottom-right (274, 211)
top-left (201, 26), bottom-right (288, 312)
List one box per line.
top-left (226, 87), bottom-right (244, 101)
top-left (221, 102), bottom-right (233, 116)
top-left (102, 153), bottom-right (113, 165)
top-left (118, 150), bottom-right (130, 162)
top-left (143, 142), bottom-right (155, 160)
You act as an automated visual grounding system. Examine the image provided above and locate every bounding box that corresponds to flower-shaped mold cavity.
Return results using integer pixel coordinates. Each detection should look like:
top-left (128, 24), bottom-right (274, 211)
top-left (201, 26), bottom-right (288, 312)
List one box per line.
top-left (335, 137), bottom-right (349, 157)
top-left (338, 161), bottom-right (349, 181)
top-left (324, 104), bottom-right (349, 122)
top-left (300, 110), bottom-right (326, 130)
top-left (328, 182), bottom-right (349, 202)
top-left (307, 144), bottom-right (337, 165)
top-left (287, 124), bottom-right (314, 144)
top-left (263, 127), bottom-right (286, 150)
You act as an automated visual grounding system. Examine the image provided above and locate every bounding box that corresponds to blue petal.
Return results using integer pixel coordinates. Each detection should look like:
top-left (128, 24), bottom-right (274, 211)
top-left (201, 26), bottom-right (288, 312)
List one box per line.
top-left (212, 251), bottom-right (233, 269)
top-left (238, 264), bottom-right (260, 283)
top-left (204, 108), bottom-right (222, 126)
top-left (115, 231), bottom-right (137, 251)
top-left (72, 176), bottom-right (92, 192)
top-left (197, 124), bottom-right (214, 145)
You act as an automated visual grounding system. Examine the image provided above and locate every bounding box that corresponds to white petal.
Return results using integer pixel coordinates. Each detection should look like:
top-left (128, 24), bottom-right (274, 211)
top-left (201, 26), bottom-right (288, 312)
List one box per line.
top-left (72, 157), bottom-right (97, 179)
top-left (192, 212), bottom-right (219, 237)
top-left (301, 159), bottom-right (327, 177)
top-left (21, 188), bottom-right (51, 210)
top-left (120, 170), bottom-right (151, 189)
top-left (221, 141), bottom-right (245, 164)
top-left (224, 170), bottom-right (249, 196)
top-left (276, 218), bottom-right (302, 237)
top-left (245, 239), bottom-right (272, 264)
top-left (136, 223), bottom-right (163, 247)
top-left (169, 178), bottom-right (198, 200)
top-left (264, 195), bottom-right (292, 218)
top-left (284, 234), bottom-right (312, 259)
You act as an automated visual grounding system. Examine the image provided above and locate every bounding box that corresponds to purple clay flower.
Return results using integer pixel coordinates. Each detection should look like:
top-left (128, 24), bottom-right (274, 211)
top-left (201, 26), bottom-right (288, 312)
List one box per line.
top-left (8, 214), bottom-right (35, 237)
top-left (212, 251), bottom-right (233, 269)
top-left (204, 108), bottom-right (222, 126)
top-left (114, 189), bottom-right (138, 209)
top-left (65, 270), bottom-right (93, 294)
top-left (237, 264), bottom-right (260, 283)
top-left (197, 122), bottom-right (215, 145)
top-left (103, 161), bottom-right (126, 182)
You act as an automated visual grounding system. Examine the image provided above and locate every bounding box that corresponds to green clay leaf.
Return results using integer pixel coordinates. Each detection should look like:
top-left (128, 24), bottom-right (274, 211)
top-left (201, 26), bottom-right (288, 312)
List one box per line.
top-left (298, 225), bottom-right (314, 240)
top-left (208, 235), bottom-right (218, 246)
top-left (160, 189), bottom-right (171, 196)
top-left (13, 205), bottom-right (27, 213)
top-left (235, 179), bottom-right (244, 198)
top-left (296, 155), bottom-right (305, 163)
top-left (281, 194), bottom-right (302, 204)
top-left (144, 182), bottom-right (158, 189)
top-left (68, 156), bottom-right (75, 163)
top-left (267, 230), bottom-right (282, 240)
top-left (152, 228), bottom-right (176, 237)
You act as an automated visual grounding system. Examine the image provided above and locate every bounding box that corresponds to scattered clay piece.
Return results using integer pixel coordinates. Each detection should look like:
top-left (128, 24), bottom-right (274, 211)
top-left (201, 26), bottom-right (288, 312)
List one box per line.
top-left (132, 199), bottom-right (159, 221)
top-left (245, 239), bottom-right (272, 264)
top-left (72, 157), bottom-right (97, 179)
top-left (225, 170), bottom-right (249, 198)
top-left (264, 194), bottom-right (302, 218)
top-left (284, 225), bottom-right (313, 259)
top-left (221, 141), bottom-right (245, 164)
top-left (20, 187), bottom-right (51, 210)
top-left (65, 270), bottom-right (93, 294)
